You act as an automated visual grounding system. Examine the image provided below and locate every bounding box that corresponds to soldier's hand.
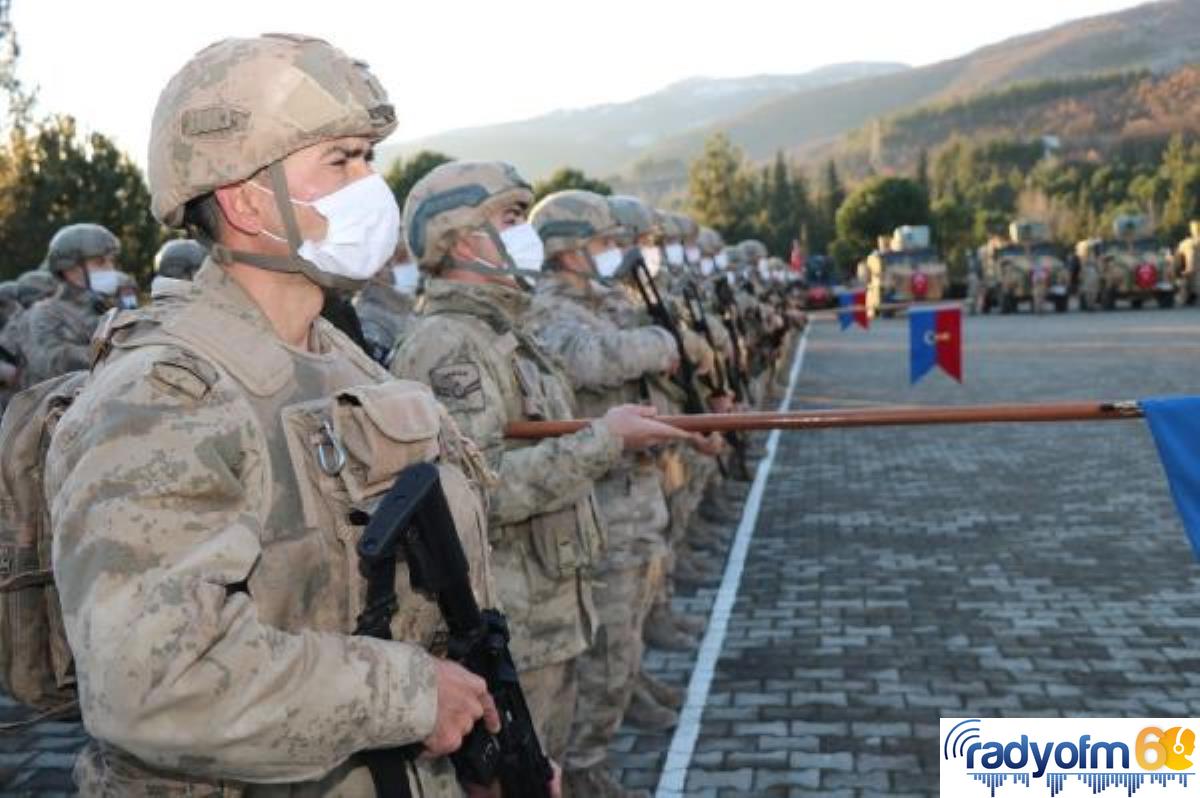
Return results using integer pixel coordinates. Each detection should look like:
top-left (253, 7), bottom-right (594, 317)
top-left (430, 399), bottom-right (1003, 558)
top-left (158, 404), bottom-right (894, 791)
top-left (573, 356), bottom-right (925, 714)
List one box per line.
top-left (602, 404), bottom-right (698, 451)
top-left (424, 659), bottom-right (500, 757)
top-left (708, 393), bottom-right (734, 414)
top-left (690, 431), bottom-right (726, 457)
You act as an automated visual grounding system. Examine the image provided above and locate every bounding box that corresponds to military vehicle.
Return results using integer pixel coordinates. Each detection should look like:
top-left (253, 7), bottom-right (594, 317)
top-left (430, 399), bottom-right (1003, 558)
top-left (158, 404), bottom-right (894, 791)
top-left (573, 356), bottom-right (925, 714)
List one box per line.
top-left (1077, 214), bottom-right (1174, 310)
top-left (857, 226), bottom-right (947, 317)
top-left (980, 220), bottom-right (1070, 314)
top-left (1174, 220), bottom-right (1200, 306)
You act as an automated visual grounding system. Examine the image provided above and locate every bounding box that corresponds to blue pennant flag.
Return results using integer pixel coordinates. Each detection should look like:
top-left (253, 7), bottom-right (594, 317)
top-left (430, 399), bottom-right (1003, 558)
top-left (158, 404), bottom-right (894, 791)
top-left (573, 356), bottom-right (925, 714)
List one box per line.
top-left (1142, 396), bottom-right (1200, 560)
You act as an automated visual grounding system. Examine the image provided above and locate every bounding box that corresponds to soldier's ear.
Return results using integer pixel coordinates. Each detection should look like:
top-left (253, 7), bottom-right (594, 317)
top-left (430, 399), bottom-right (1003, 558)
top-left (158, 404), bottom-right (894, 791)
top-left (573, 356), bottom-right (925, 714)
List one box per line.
top-left (214, 181), bottom-right (269, 236)
top-left (447, 231), bottom-right (478, 263)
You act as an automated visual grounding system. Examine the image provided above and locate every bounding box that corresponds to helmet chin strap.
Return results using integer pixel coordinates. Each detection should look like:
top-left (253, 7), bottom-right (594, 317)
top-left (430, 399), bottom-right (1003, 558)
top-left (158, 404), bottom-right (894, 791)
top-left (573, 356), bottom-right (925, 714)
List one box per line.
top-left (447, 223), bottom-right (540, 291)
top-left (205, 161), bottom-right (357, 291)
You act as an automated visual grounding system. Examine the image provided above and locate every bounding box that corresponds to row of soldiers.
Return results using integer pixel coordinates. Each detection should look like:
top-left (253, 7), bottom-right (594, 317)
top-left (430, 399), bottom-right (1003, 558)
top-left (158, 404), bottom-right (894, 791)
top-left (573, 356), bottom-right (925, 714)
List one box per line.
top-left (21, 33), bottom-right (804, 798)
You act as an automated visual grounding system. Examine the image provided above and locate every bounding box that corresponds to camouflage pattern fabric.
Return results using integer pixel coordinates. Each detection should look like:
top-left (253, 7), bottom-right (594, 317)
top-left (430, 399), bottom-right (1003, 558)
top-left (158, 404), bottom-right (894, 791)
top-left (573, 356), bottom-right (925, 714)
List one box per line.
top-left (46, 261), bottom-right (490, 796)
top-left (18, 282), bottom-right (103, 389)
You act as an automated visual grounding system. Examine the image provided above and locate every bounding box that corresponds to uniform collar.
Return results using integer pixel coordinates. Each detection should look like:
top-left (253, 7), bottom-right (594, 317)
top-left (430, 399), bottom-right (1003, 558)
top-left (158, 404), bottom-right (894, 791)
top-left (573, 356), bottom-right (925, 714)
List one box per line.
top-left (423, 278), bottom-right (530, 330)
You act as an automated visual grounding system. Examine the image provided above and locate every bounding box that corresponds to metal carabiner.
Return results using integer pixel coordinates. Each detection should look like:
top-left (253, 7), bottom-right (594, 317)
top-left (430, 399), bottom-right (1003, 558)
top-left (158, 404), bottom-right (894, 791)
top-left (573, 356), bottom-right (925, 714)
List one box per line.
top-left (315, 419), bottom-right (347, 476)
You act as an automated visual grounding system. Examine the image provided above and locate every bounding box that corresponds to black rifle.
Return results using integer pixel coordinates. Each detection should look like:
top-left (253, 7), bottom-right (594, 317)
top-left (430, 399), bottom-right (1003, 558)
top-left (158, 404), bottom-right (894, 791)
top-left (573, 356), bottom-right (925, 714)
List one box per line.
top-left (712, 278), bottom-right (749, 402)
top-left (354, 463), bottom-right (553, 798)
top-left (682, 281), bottom-right (752, 481)
top-left (625, 251), bottom-right (707, 416)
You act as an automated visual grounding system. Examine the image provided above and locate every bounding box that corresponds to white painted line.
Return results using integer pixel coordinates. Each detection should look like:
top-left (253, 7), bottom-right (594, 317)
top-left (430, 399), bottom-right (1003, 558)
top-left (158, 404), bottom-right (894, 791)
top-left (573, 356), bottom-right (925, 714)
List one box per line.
top-left (654, 325), bottom-right (811, 797)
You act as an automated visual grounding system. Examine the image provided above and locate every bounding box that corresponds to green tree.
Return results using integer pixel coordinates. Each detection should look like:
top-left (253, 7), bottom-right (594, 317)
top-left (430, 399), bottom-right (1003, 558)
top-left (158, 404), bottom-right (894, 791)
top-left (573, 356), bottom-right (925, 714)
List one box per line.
top-left (810, 159), bottom-right (844, 254)
top-left (835, 176), bottom-right (930, 260)
top-left (384, 150), bottom-right (454, 209)
top-left (687, 133), bottom-right (754, 242)
top-left (1160, 134), bottom-right (1200, 240)
top-left (0, 115), bottom-right (162, 283)
top-left (532, 167), bottom-right (612, 203)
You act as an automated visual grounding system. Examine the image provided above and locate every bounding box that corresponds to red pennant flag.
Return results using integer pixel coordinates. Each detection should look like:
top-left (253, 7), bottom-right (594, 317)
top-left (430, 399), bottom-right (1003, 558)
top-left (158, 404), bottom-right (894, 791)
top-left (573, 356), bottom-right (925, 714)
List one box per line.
top-left (934, 306), bottom-right (961, 381)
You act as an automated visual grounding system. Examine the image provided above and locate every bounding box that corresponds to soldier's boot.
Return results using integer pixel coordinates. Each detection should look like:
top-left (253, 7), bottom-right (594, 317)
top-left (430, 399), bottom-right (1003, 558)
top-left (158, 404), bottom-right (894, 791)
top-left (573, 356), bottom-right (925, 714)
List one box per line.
top-left (687, 519), bottom-right (728, 553)
top-left (699, 494), bottom-right (741, 525)
top-left (644, 604), bottom-right (698, 651)
top-left (671, 609), bottom-right (708, 638)
top-left (639, 671), bottom-right (685, 710)
top-left (563, 765), bottom-right (649, 798)
top-left (623, 681), bottom-right (679, 732)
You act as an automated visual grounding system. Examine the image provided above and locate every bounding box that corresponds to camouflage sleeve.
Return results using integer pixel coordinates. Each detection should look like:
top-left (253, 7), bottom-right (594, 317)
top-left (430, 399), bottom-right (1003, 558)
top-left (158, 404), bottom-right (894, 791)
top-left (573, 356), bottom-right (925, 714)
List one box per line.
top-left (392, 323), bottom-right (622, 527)
top-left (533, 316), bottom-right (675, 392)
top-left (46, 346), bottom-right (438, 782)
top-left (25, 303), bottom-right (91, 378)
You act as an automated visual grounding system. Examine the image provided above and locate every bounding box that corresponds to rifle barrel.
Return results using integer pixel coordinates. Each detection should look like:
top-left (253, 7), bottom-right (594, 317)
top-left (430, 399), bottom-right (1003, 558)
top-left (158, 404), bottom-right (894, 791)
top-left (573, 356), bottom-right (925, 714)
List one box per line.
top-left (503, 401), bottom-right (1144, 439)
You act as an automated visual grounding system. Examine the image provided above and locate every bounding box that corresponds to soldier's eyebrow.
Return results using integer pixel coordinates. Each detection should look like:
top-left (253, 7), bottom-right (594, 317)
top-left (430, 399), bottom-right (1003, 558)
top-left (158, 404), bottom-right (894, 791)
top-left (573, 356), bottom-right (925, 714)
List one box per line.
top-left (322, 143), bottom-right (374, 162)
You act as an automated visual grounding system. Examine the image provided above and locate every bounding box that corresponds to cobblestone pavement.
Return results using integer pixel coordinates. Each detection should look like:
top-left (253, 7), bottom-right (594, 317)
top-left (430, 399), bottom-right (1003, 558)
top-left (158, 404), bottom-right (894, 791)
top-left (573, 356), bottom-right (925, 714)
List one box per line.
top-left (611, 308), bottom-right (1200, 796)
top-left (7, 309), bottom-right (1200, 795)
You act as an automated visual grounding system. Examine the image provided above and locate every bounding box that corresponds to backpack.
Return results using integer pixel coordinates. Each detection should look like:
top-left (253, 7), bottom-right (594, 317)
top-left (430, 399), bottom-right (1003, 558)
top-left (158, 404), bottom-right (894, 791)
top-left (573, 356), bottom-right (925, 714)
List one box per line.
top-left (0, 370), bottom-right (88, 726)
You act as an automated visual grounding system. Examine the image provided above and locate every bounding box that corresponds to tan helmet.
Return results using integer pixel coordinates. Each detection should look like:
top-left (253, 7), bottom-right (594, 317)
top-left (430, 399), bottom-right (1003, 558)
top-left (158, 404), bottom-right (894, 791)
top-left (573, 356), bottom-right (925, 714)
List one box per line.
top-left (698, 226), bottom-right (724, 255)
top-left (675, 213), bottom-right (700, 242)
top-left (608, 195), bottom-right (659, 245)
top-left (530, 190), bottom-right (620, 260)
top-left (16, 270), bottom-right (58, 305)
top-left (154, 239), bottom-right (207, 280)
top-left (656, 210), bottom-right (685, 242)
top-left (45, 223), bottom-right (120, 276)
top-left (403, 160), bottom-right (533, 271)
top-left (739, 239), bottom-right (768, 263)
top-left (147, 34), bottom-right (396, 290)
top-left (721, 245), bottom-right (744, 269)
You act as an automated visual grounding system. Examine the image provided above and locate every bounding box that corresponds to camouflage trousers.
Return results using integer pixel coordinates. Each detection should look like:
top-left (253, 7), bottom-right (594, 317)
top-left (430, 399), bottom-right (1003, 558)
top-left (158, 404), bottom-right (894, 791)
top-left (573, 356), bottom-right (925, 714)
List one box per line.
top-left (564, 553), bottom-right (664, 770)
top-left (521, 658), bottom-right (579, 764)
top-left (657, 447), bottom-right (719, 604)
top-left (73, 739), bottom-right (462, 797)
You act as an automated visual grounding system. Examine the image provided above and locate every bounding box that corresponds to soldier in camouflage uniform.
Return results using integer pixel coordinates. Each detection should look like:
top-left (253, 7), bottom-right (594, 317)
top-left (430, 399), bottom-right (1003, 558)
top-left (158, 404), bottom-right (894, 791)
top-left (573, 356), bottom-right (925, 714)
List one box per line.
top-left (45, 34), bottom-right (512, 797)
top-left (527, 190), bottom-right (688, 797)
top-left (151, 238), bottom-right (206, 295)
top-left (354, 237), bottom-right (420, 366)
top-left (389, 161), bottom-right (691, 765)
top-left (12, 225), bottom-right (114, 389)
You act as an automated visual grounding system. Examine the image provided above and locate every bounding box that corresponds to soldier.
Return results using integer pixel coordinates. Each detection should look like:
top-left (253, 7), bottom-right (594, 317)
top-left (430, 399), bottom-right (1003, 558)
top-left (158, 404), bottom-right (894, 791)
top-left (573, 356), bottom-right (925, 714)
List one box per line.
top-left (355, 236), bottom-right (420, 366)
top-left (14, 225), bottom-right (114, 388)
top-left (14, 269), bottom-right (57, 307)
top-left (45, 34), bottom-right (510, 796)
top-left (151, 238), bottom-right (206, 294)
top-left (390, 161), bottom-right (691, 765)
top-left (527, 190), bottom-right (687, 797)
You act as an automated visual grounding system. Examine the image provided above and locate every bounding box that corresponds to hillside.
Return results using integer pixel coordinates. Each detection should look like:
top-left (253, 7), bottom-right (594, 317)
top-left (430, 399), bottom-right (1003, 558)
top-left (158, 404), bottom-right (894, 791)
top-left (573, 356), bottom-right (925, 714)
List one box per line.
top-left (829, 65), bottom-right (1200, 176)
top-left (379, 62), bottom-right (907, 181)
top-left (643, 0), bottom-right (1199, 170)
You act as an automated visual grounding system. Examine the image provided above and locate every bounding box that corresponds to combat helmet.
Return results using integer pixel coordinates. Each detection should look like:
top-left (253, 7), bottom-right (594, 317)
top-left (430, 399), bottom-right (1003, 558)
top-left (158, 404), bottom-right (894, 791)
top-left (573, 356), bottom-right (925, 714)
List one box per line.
top-left (403, 160), bottom-right (534, 274)
top-left (45, 223), bottom-right (120, 276)
top-left (154, 239), bottom-right (207, 280)
top-left (739, 239), bottom-right (768, 264)
top-left (698, 227), bottom-right (724, 256)
top-left (530, 190), bottom-right (620, 260)
top-left (147, 33), bottom-right (397, 289)
top-left (608, 195), bottom-right (659, 246)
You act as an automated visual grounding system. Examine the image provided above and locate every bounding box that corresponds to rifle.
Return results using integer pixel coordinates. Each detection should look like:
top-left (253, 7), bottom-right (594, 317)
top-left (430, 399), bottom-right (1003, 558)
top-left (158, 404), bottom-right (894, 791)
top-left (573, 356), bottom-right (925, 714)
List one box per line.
top-left (712, 278), bottom-right (749, 401)
top-left (504, 400), bottom-right (1145, 438)
top-left (682, 280), bottom-right (752, 480)
top-left (354, 463), bottom-right (553, 798)
top-left (625, 251), bottom-right (707, 416)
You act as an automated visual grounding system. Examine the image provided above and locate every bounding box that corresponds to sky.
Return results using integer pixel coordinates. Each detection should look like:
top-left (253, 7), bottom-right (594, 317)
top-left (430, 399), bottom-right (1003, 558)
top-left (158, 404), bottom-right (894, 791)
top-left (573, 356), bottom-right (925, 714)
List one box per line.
top-left (9, 0), bottom-right (1150, 165)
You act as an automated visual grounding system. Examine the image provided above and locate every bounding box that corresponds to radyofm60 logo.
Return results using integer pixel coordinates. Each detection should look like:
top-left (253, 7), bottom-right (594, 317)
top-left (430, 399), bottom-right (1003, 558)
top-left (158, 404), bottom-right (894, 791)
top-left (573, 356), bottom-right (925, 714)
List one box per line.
top-left (941, 718), bottom-right (1196, 797)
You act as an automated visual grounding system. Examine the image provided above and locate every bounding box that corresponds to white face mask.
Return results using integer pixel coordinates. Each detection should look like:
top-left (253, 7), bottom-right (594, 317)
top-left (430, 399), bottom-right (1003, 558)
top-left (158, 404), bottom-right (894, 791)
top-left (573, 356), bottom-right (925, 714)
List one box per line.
top-left (665, 243), bottom-right (685, 267)
top-left (257, 174), bottom-right (400, 283)
top-left (118, 293), bottom-right (139, 309)
top-left (700, 257), bottom-right (715, 277)
top-left (685, 245), bottom-right (701, 265)
top-left (725, 271), bottom-right (736, 286)
top-left (641, 246), bottom-right (663, 277)
top-left (88, 268), bottom-right (119, 295)
top-left (593, 247), bottom-right (623, 279)
top-left (498, 223), bottom-right (545, 273)
top-left (757, 259), bottom-right (770, 279)
top-left (392, 261), bottom-right (420, 295)
top-left (715, 251), bottom-right (729, 269)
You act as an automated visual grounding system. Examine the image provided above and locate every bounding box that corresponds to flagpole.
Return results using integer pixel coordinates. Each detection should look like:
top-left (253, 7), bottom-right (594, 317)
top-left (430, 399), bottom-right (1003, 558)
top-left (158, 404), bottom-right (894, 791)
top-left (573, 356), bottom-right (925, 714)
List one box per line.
top-left (504, 400), bottom-right (1146, 439)
top-left (807, 299), bottom-right (967, 321)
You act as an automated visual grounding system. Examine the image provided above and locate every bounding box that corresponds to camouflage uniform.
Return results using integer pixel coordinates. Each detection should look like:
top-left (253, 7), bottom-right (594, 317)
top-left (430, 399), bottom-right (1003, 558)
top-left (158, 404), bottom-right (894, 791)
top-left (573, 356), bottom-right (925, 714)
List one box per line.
top-left (17, 281), bottom-right (104, 388)
top-left (42, 33), bottom-right (488, 796)
top-left (392, 277), bottom-right (619, 760)
top-left (47, 264), bottom-right (491, 796)
top-left (527, 192), bottom-right (676, 779)
top-left (354, 277), bottom-right (417, 366)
